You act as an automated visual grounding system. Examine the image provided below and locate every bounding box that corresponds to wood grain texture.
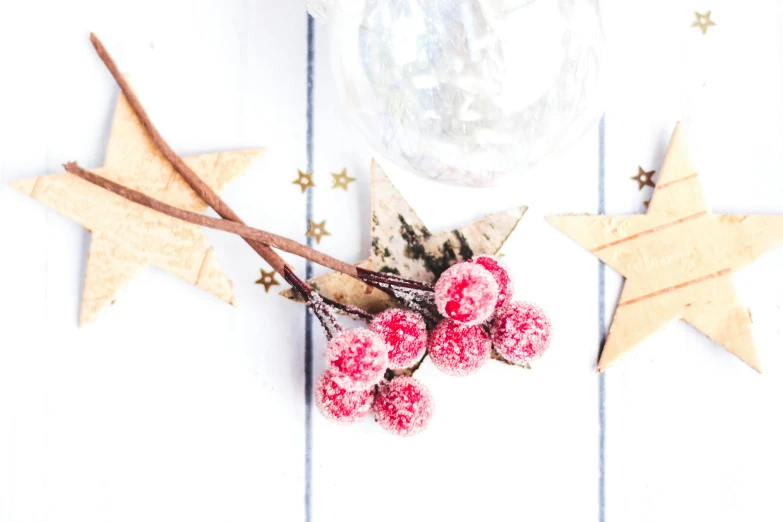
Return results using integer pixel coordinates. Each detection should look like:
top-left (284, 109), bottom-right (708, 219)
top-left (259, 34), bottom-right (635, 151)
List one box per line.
top-left (548, 123), bottom-right (783, 372)
top-left (9, 92), bottom-right (264, 325)
top-left (281, 160), bottom-right (526, 314)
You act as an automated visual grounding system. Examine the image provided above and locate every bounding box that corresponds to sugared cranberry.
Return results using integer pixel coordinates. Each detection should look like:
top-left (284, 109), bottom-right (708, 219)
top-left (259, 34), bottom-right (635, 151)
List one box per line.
top-left (468, 255), bottom-right (514, 310)
top-left (434, 262), bottom-right (498, 325)
top-left (326, 328), bottom-right (388, 390)
top-left (428, 319), bottom-right (491, 376)
top-left (369, 308), bottom-right (428, 369)
top-left (315, 371), bottom-right (374, 423)
top-left (491, 302), bottom-right (552, 365)
top-left (374, 376), bottom-right (433, 436)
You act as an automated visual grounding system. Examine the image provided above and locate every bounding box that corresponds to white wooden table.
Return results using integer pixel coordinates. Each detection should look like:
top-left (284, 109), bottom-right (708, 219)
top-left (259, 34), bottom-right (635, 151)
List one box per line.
top-left (2, 1), bottom-right (783, 521)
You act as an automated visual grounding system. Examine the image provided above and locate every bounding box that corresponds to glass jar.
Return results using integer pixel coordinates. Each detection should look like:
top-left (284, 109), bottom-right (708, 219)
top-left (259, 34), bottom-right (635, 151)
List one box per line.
top-left (325, 0), bottom-right (604, 186)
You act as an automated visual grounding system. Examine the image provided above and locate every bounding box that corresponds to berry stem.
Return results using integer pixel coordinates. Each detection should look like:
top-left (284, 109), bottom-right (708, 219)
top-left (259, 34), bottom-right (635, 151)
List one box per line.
top-left (283, 267), bottom-right (341, 340)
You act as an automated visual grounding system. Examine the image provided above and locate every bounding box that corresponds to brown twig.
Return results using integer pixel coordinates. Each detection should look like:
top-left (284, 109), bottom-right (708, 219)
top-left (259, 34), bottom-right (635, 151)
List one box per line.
top-left (64, 162), bottom-right (359, 278)
top-left (89, 32), bottom-right (432, 322)
top-left (317, 297), bottom-right (374, 323)
top-left (356, 267), bottom-right (435, 293)
top-left (88, 33), bottom-right (352, 334)
top-left (62, 163), bottom-right (410, 324)
top-left (90, 34), bottom-right (284, 272)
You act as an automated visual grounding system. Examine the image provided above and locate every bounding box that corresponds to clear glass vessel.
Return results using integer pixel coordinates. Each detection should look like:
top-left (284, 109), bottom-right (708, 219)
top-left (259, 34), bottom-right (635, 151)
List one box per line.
top-left (328, 0), bottom-right (605, 186)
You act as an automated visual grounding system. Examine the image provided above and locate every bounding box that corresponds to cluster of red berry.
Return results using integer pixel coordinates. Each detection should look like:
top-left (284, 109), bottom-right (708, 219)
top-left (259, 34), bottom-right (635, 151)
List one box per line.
top-left (315, 255), bottom-right (552, 436)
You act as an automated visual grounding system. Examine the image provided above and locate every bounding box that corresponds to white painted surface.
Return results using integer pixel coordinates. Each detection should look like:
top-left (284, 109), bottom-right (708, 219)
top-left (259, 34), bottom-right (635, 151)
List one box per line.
top-left (0, 1), bottom-right (781, 521)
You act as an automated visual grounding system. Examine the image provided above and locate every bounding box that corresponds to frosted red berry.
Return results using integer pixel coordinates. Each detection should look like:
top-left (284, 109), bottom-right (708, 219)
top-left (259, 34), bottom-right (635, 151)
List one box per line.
top-left (369, 308), bottom-right (428, 369)
top-left (315, 370), bottom-right (374, 423)
top-left (428, 319), bottom-right (491, 376)
top-left (491, 301), bottom-right (552, 364)
top-left (468, 255), bottom-right (514, 310)
top-left (434, 262), bottom-right (499, 325)
top-left (326, 328), bottom-right (389, 390)
top-left (374, 376), bottom-right (433, 436)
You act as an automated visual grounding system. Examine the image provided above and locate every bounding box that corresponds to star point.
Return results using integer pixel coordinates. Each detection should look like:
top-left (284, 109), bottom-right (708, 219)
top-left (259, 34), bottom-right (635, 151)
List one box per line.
top-left (549, 123), bottom-right (783, 372)
top-left (331, 168), bottom-right (356, 191)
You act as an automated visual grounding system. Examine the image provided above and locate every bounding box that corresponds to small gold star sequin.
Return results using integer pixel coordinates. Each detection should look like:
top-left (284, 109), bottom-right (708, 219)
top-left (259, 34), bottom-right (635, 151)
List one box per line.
top-left (643, 200), bottom-right (650, 208)
top-left (631, 166), bottom-right (656, 190)
top-left (306, 219), bottom-right (331, 244)
top-left (292, 170), bottom-right (315, 193)
top-left (691, 11), bottom-right (716, 35)
top-left (255, 269), bottom-right (280, 292)
top-left (331, 169), bottom-right (356, 191)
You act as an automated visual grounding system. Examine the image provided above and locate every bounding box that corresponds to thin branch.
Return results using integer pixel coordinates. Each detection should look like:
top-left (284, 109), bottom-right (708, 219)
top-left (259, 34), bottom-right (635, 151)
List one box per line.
top-left (65, 163), bottom-right (373, 322)
top-left (317, 300), bottom-right (374, 323)
top-left (87, 33), bottom-right (353, 333)
top-left (64, 162), bottom-right (359, 278)
top-left (90, 33), bottom-right (288, 277)
top-left (88, 33), bottom-right (433, 323)
top-left (64, 164), bottom-right (418, 323)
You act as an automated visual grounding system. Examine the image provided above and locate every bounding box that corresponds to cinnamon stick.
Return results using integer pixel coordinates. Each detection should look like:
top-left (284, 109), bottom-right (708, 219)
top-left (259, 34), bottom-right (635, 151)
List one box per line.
top-left (86, 33), bottom-right (359, 334)
top-left (89, 33), bottom-right (289, 277)
top-left (64, 162), bottom-right (359, 278)
top-left (88, 33), bottom-right (432, 318)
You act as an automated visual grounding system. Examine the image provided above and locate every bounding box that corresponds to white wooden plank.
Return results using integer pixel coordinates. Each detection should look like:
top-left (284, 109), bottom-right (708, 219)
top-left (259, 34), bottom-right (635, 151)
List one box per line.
top-left (309, 17), bottom-right (602, 522)
top-left (602, 1), bottom-right (783, 520)
top-left (0, 1), bottom-right (310, 520)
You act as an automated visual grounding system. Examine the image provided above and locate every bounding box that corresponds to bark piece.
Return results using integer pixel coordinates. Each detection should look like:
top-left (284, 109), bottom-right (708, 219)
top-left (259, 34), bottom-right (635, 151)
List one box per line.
top-left (9, 91), bottom-right (263, 325)
top-left (281, 161), bottom-right (526, 315)
top-left (548, 122), bottom-right (783, 372)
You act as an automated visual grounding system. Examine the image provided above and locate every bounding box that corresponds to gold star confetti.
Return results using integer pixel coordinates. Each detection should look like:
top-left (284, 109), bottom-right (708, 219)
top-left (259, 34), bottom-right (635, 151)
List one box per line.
top-left (631, 166), bottom-right (656, 190)
top-left (331, 168), bottom-right (356, 191)
top-left (306, 219), bottom-right (331, 244)
top-left (643, 200), bottom-right (650, 208)
top-left (292, 170), bottom-right (315, 193)
top-left (255, 269), bottom-right (280, 293)
top-left (691, 11), bottom-right (716, 35)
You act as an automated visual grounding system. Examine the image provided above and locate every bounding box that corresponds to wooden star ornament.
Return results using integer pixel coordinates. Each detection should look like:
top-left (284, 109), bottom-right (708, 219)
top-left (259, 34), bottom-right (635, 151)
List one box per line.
top-left (9, 91), bottom-right (264, 325)
top-left (282, 161), bottom-right (526, 314)
top-left (548, 123), bottom-right (783, 372)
